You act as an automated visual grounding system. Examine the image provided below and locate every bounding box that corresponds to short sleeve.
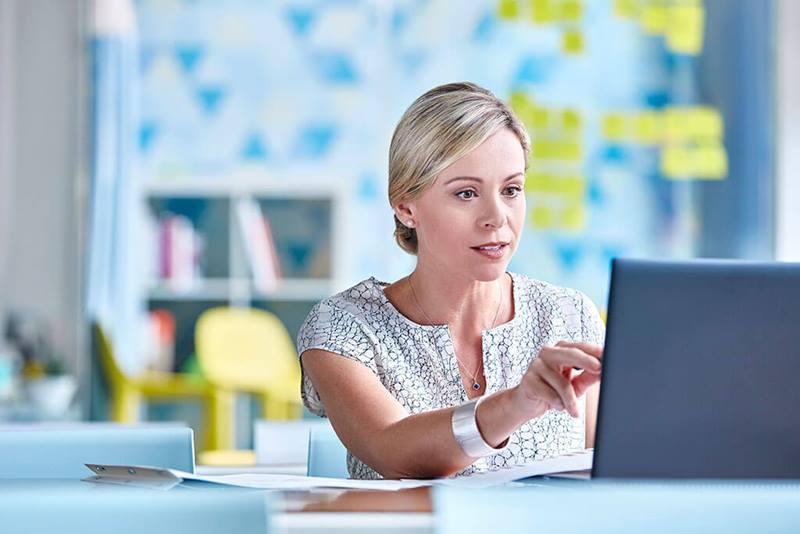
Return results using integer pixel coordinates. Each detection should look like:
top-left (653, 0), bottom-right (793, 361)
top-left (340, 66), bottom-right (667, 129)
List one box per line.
top-left (296, 300), bottom-right (380, 417)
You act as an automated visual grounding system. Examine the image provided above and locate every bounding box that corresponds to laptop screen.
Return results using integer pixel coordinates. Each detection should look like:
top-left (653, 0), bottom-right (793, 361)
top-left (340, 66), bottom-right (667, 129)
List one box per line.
top-left (592, 259), bottom-right (800, 479)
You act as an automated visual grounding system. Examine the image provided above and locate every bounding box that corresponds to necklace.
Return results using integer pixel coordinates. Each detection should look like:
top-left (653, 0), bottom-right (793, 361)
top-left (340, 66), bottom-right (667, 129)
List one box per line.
top-left (407, 274), bottom-right (503, 392)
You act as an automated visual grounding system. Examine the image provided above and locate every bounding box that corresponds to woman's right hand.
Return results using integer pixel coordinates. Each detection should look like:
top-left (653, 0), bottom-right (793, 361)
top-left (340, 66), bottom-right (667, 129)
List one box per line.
top-left (513, 340), bottom-right (603, 419)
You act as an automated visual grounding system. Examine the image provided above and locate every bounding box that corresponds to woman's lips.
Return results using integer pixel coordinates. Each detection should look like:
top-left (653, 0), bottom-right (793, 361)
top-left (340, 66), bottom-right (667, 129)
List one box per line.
top-left (470, 243), bottom-right (508, 260)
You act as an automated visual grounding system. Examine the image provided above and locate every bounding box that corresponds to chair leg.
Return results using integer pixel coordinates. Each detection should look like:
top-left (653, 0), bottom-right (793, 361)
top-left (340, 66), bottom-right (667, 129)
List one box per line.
top-left (206, 390), bottom-right (236, 451)
top-left (110, 386), bottom-right (142, 422)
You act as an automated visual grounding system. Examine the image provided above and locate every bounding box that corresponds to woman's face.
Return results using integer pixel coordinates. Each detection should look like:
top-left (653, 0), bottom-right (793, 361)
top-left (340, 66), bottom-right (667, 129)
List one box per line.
top-left (401, 127), bottom-right (527, 282)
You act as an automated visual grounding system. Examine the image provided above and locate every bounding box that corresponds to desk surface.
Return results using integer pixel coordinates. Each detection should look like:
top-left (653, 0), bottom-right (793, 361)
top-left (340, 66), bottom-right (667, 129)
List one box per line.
top-left (280, 487), bottom-right (432, 513)
top-left (0, 478), bottom-right (434, 534)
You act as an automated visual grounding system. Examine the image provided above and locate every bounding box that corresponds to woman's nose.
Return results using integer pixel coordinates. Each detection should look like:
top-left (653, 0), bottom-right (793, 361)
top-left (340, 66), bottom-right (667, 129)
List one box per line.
top-left (479, 196), bottom-right (506, 229)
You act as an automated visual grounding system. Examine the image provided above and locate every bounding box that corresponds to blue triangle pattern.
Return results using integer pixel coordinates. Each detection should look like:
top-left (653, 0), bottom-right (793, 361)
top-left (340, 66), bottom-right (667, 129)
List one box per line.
top-left (288, 243), bottom-right (311, 269)
top-left (391, 7), bottom-right (410, 35)
top-left (602, 145), bottom-right (627, 162)
top-left (588, 182), bottom-right (604, 206)
top-left (175, 45), bottom-right (204, 75)
top-left (140, 122), bottom-right (159, 152)
top-left (513, 55), bottom-right (552, 84)
top-left (313, 53), bottom-right (358, 83)
top-left (555, 244), bottom-right (582, 272)
top-left (294, 124), bottom-right (337, 159)
top-left (241, 133), bottom-right (268, 160)
top-left (196, 86), bottom-right (226, 115)
top-left (286, 7), bottom-right (316, 37)
top-left (644, 91), bottom-right (670, 109)
top-left (472, 10), bottom-right (494, 42)
top-left (357, 172), bottom-right (378, 201)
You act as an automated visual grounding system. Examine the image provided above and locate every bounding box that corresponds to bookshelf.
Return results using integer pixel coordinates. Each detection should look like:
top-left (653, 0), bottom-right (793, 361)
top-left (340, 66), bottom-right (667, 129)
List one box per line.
top-left (142, 178), bottom-right (347, 371)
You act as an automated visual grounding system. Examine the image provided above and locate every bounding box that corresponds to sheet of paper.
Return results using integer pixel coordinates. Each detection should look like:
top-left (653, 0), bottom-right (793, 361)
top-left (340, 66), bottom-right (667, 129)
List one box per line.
top-left (169, 469), bottom-right (433, 491)
top-left (433, 449), bottom-right (593, 488)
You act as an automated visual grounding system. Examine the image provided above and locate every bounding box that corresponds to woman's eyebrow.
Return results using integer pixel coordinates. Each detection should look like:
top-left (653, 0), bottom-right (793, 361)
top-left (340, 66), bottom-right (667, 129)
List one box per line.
top-left (443, 172), bottom-right (524, 185)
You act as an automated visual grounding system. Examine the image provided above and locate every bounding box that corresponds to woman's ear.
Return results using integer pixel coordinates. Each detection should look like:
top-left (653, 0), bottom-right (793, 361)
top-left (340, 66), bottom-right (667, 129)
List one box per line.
top-left (393, 201), bottom-right (416, 227)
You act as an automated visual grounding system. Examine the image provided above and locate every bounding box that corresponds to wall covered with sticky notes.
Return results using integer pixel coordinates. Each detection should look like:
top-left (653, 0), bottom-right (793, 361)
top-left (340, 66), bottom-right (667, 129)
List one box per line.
top-left (134, 0), bottom-right (774, 309)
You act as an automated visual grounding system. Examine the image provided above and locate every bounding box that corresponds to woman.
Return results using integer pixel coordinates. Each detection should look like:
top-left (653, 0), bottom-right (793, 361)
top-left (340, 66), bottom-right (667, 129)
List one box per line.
top-left (298, 82), bottom-right (605, 480)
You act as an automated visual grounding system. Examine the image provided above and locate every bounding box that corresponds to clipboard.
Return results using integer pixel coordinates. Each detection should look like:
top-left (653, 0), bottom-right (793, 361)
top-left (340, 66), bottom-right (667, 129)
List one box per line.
top-left (84, 464), bottom-right (184, 490)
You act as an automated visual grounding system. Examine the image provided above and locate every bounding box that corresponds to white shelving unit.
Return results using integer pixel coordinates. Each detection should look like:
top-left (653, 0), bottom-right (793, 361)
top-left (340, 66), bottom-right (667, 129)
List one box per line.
top-left (144, 178), bottom-right (347, 304)
top-left (142, 177), bottom-right (349, 362)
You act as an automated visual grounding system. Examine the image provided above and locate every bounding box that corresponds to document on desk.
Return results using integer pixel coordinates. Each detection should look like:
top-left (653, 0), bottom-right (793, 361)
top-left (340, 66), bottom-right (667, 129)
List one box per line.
top-left (433, 449), bottom-right (593, 488)
top-left (84, 464), bottom-right (432, 491)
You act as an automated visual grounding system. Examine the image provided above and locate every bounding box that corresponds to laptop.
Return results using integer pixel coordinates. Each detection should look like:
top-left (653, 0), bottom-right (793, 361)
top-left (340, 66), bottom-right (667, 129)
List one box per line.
top-left (592, 258), bottom-right (800, 479)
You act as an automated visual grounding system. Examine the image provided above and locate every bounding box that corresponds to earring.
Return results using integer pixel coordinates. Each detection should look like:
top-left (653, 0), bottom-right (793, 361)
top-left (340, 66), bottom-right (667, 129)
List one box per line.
top-left (406, 220), bottom-right (414, 228)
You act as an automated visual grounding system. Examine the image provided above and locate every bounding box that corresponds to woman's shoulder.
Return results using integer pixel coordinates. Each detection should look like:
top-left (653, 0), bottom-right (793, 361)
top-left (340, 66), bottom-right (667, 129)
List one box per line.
top-left (308, 277), bottom-right (388, 323)
top-left (509, 272), bottom-right (597, 315)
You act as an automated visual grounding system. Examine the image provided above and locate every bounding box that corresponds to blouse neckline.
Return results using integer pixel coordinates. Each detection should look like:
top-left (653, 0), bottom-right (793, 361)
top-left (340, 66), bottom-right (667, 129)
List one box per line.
top-left (369, 272), bottom-right (521, 334)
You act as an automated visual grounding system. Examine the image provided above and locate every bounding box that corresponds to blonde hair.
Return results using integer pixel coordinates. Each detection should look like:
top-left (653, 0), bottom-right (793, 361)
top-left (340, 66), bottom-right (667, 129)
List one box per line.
top-left (388, 82), bottom-right (530, 255)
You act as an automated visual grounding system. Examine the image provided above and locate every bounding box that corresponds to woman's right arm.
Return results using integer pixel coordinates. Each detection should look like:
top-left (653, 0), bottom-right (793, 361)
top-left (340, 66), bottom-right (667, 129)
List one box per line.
top-left (301, 340), bottom-right (601, 479)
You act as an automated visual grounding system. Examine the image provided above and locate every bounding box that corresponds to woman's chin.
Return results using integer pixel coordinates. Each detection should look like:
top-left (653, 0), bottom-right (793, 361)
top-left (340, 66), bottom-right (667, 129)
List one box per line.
top-left (469, 263), bottom-right (511, 282)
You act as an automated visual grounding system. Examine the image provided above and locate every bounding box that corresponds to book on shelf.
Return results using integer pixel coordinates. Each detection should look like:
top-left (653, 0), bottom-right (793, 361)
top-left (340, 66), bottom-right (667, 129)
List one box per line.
top-left (235, 198), bottom-right (282, 293)
top-left (150, 212), bottom-right (204, 293)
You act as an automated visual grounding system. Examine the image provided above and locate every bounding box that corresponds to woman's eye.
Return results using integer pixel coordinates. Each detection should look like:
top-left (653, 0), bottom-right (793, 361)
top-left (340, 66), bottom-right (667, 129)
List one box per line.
top-left (455, 190), bottom-right (476, 200)
top-left (504, 186), bottom-right (523, 197)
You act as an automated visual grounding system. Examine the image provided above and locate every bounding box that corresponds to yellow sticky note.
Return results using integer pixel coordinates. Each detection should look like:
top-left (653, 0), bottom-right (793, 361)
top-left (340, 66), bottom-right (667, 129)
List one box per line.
top-left (694, 145), bottom-right (728, 179)
top-left (559, 0), bottom-right (583, 22)
top-left (558, 175), bottom-right (585, 197)
top-left (510, 92), bottom-right (532, 113)
top-left (530, 107), bottom-right (551, 130)
top-left (560, 203), bottom-right (586, 231)
top-left (561, 109), bottom-right (582, 131)
top-left (498, 0), bottom-right (521, 20)
top-left (531, 0), bottom-right (556, 24)
top-left (556, 141), bottom-right (582, 162)
top-left (532, 141), bottom-right (555, 159)
top-left (602, 113), bottom-right (628, 141)
top-left (663, 107), bottom-right (689, 144)
top-left (660, 146), bottom-right (693, 179)
top-left (530, 206), bottom-right (554, 229)
top-left (524, 172), bottom-right (551, 193)
top-left (510, 92), bottom-right (537, 126)
top-left (640, 5), bottom-right (669, 35)
top-left (562, 30), bottom-right (584, 54)
top-left (633, 111), bottom-right (663, 144)
top-left (687, 107), bottom-right (723, 141)
top-left (614, 0), bottom-right (638, 19)
top-left (666, 4), bottom-right (705, 55)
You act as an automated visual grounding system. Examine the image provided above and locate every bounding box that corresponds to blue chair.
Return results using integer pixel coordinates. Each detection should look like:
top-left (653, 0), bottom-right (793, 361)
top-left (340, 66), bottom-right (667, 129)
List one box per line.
top-left (0, 425), bottom-right (195, 478)
top-left (434, 481), bottom-right (800, 534)
top-left (0, 482), bottom-right (268, 534)
top-left (307, 422), bottom-right (349, 478)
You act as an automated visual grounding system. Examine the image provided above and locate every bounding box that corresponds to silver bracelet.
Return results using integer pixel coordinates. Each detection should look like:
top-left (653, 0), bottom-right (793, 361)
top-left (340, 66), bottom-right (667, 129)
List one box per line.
top-left (451, 396), bottom-right (509, 459)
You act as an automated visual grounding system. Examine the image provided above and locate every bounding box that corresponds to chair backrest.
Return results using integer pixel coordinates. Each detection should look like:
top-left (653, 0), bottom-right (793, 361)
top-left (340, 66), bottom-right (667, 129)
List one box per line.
top-left (0, 484), bottom-right (268, 534)
top-left (0, 425), bottom-right (195, 478)
top-left (93, 321), bottom-right (129, 386)
top-left (255, 419), bottom-right (330, 465)
top-left (194, 307), bottom-right (300, 394)
top-left (307, 423), bottom-right (349, 478)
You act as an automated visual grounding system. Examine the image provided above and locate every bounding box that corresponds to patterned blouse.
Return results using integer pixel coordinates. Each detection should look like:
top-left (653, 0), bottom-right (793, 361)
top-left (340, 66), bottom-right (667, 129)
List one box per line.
top-left (296, 272), bottom-right (606, 480)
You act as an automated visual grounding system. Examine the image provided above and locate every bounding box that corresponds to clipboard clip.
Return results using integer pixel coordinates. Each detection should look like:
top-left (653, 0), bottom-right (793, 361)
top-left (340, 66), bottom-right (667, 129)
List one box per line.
top-left (83, 464), bottom-right (182, 490)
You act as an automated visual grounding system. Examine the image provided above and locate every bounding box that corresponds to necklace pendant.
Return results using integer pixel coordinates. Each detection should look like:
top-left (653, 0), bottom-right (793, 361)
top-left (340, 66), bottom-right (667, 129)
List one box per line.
top-left (472, 382), bottom-right (481, 391)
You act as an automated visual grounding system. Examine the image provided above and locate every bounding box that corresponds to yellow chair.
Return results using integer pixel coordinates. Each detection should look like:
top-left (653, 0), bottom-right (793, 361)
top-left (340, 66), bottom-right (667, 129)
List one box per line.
top-left (92, 322), bottom-right (220, 451)
top-left (194, 307), bottom-right (302, 464)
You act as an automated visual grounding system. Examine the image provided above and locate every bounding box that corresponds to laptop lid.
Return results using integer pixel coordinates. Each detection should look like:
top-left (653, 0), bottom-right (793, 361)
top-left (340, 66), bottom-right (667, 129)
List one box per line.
top-left (592, 259), bottom-right (800, 479)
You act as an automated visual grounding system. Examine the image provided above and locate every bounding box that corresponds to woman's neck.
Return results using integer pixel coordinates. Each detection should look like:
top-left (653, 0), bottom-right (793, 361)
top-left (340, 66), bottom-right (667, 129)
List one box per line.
top-left (405, 264), bottom-right (506, 333)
